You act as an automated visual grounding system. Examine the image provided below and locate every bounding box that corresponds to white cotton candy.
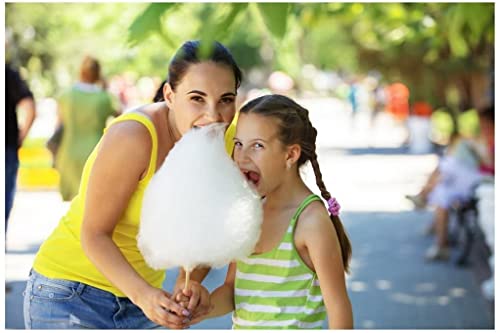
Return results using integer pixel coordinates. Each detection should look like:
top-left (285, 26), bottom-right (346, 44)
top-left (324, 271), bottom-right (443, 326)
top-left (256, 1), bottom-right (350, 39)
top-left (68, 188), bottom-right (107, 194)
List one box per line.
top-left (138, 123), bottom-right (263, 272)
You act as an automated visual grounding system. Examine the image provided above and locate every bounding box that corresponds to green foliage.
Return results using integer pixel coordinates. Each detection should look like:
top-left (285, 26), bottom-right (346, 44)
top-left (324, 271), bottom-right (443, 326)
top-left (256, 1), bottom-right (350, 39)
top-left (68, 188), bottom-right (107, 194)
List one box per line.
top-left (128, 3), bottom-right (178, 48)
top-left (197, 3), bottom-right (249, 60)
top-left (447, 5), bottom-right (469, 57)
top-left (431, 108), bottom-right (480, 143)
top-left (6, 3), bottom-right (173, 98)
top-left (458, 109), bottom-right (480, 138)
top-left (6, 2), bottom-right (493, 110)
top-left (431, 109), bottom-right (455, 143)
top-left (254, 3), bottom-right (290, 40)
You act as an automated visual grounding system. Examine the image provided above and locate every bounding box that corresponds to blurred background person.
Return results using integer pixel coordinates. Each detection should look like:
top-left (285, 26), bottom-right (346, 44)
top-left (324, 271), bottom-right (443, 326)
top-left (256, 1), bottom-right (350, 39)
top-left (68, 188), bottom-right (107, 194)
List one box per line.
top-left (474, 107), bottom-right (495, 301)
top-left (407, 101), bottom-right (433, 154)
top-left (406, 107), bottom-right (494, 260)
top-left (347, 76), bottom-right (359, 120)
top-left (54, 55), bottom-right (120, 201)
top-left (5, 63), bottom-right (37, 234)
top-left (386, 82), bottom-right (410, 122)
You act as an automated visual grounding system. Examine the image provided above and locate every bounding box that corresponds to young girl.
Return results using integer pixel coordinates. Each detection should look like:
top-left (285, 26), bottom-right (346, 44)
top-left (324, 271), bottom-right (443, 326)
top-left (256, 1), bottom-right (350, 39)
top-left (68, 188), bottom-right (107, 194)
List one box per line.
top-left (193, 94), bottom-right (353, 329)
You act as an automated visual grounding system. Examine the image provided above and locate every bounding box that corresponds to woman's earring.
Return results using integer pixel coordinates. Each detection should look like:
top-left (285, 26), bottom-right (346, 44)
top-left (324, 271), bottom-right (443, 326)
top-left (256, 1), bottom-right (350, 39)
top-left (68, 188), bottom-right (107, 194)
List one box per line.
top-left (286, 162), bottom-right (291, 169)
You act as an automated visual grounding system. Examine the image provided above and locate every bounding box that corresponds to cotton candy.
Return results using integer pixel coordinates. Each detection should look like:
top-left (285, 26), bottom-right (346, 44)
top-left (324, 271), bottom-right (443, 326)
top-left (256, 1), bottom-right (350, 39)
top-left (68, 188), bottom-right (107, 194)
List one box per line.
top-left (138, 123), bottom-right (263, 273)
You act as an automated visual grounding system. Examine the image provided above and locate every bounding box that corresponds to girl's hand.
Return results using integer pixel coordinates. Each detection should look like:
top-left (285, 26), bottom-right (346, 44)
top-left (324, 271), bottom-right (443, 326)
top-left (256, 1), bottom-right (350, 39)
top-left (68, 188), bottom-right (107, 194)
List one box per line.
top-left (171, 288), bottom-right (190, 309)
top-left (136, 286), bottom-right (191, 329)
top-left (173, 281), bottom-right (213, 320)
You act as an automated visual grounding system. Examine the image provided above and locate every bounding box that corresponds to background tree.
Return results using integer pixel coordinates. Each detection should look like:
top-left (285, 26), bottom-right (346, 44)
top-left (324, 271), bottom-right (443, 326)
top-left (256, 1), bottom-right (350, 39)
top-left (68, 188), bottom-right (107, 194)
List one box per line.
top-left (129, 2), bottom-right (493, 111)
top-left (6, 2), bottom-right (493, 114)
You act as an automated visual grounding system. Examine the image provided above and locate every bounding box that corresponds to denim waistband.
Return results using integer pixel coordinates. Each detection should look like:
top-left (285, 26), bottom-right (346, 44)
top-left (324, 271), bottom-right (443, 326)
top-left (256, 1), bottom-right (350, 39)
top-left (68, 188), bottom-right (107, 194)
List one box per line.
top-left (29, 268), bottom-right (126, 300)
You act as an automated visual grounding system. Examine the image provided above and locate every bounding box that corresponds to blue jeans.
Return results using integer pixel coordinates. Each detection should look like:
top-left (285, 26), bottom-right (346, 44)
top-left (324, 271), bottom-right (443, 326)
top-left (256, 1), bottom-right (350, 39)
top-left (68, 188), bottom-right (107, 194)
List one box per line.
top-left (5, 146), bottom-right (19, 230)
top-left (23, 269), bottom-right (161, 329)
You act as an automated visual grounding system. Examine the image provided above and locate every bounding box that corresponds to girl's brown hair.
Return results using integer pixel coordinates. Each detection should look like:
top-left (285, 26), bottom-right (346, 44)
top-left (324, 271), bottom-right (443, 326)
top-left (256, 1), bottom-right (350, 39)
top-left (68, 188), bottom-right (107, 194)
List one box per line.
top-left (240, 94), bottom-right (352, 272)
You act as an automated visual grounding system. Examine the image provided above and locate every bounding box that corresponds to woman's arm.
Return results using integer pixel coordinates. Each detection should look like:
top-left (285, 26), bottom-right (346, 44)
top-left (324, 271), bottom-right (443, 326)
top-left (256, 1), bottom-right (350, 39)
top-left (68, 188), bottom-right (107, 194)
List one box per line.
top-left (80, 121), bottom-right (189, 329)
top-left (300, 207), bottom-right (353, 329)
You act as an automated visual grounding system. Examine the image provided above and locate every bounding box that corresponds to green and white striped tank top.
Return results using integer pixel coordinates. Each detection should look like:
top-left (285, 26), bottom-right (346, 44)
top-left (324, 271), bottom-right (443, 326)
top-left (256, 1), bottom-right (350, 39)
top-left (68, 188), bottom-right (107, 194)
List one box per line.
top-left (233, 194), bottom-right (326, 329)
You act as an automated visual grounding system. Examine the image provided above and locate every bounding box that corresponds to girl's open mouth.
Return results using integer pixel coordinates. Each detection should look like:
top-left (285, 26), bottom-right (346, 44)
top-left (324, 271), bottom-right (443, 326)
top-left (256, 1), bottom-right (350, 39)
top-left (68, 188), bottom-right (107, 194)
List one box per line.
top-left (242, 170), bottom-right (261, 187)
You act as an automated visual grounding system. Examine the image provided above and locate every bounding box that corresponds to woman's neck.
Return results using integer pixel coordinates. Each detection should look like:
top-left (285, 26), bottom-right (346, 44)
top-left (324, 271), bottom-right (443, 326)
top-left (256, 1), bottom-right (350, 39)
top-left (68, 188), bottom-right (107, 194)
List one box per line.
top-left (165, 104), bottom-right (182, 142)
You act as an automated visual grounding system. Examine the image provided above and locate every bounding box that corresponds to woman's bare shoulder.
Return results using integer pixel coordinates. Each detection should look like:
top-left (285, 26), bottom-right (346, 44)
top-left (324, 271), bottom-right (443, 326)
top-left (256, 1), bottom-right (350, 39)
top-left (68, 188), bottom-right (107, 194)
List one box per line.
top-left (105, 118), bottom-right (152, 146)
top-left (97, 118), bottom-right (153, 172)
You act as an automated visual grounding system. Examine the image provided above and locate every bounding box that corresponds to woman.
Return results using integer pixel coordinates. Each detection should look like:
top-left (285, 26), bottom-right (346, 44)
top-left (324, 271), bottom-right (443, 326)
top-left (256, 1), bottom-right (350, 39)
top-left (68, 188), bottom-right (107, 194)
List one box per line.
top-left (24, 40), bottom-right (242, 329)
top-left (55, 56), bottom-right (120, 201)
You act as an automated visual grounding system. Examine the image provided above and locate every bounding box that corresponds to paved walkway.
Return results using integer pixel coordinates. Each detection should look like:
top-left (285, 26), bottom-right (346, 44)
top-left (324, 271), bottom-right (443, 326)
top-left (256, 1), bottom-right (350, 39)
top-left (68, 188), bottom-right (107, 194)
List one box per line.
top-left (5, 193), bottom-right (493, 329)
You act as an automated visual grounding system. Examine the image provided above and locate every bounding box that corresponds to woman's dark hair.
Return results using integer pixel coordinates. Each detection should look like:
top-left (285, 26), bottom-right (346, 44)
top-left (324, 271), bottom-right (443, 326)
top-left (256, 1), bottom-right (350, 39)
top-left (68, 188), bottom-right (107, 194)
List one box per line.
top-left (153, 40), bottom-right (242, 102)
top-left (153, 79), bottom-right (167, 103)
top-left (239, 94), bottom-right (352, 273)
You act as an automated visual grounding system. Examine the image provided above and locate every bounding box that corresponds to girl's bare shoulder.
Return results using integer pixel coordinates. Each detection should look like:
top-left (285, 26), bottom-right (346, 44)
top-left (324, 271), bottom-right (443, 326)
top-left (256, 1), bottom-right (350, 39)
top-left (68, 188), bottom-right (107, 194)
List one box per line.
top-left (295, 199), bottom-right (334, 236)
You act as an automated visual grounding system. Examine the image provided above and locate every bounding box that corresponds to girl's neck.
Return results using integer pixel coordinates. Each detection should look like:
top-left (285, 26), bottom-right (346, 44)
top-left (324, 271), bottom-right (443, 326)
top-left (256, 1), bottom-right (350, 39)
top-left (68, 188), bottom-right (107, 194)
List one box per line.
top-left (263, 172), bottom-right (311, 210)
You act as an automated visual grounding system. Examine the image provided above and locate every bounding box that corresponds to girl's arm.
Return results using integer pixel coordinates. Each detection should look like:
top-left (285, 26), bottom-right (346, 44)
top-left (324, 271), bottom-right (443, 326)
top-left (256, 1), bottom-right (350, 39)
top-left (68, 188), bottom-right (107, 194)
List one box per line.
top-left (190, 262), bottom-right (237, 325)
top-left (299, 206), bottom-right (353, 329)
top-left (81, 121), bottom-right (189, 329)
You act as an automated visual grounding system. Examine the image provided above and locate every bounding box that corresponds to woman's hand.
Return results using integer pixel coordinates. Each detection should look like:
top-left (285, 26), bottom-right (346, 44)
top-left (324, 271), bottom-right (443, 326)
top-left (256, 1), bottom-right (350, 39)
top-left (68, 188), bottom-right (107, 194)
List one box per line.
top-left (173, 280), bottom-right (213, 321)
top-left (136, 286), bottom-right (192, 329)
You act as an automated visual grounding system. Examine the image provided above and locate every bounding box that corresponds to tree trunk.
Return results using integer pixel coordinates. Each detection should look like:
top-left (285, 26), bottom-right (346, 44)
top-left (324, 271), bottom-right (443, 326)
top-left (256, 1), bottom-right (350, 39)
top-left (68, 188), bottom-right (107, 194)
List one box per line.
top-left (469, 71), bottom-right (491, 110)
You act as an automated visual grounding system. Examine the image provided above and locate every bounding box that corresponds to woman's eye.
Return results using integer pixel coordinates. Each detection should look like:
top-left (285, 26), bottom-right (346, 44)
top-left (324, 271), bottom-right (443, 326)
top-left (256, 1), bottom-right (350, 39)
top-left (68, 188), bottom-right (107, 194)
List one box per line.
top-left (191, 96), bottom-right (204, 102)
top-left (221, 97), bottom-right (235, 104)
top-left (253, 143), bottom-right (264, 149)
top-left (234, 141), bottom-right (242, 148)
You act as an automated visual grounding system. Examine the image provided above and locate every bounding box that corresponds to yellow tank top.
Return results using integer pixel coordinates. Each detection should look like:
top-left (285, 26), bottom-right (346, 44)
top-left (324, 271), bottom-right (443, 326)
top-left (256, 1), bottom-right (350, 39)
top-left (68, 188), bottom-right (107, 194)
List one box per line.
top-left (33, 111), bottom-right (238, 297)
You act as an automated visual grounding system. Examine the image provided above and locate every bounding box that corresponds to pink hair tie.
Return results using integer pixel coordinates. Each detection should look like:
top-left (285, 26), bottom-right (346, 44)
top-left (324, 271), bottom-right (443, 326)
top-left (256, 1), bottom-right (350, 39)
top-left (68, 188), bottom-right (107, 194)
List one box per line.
top-left (327, 197), bottom-right (341, 216)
